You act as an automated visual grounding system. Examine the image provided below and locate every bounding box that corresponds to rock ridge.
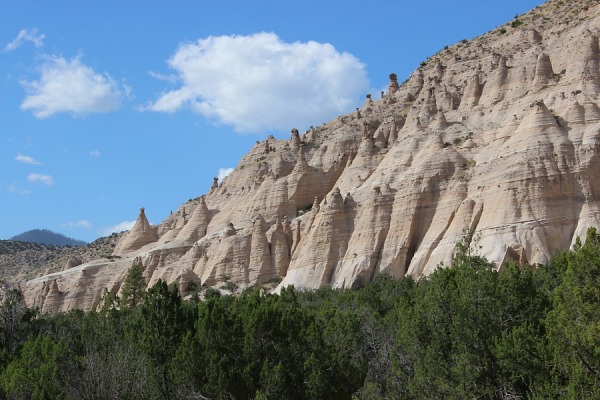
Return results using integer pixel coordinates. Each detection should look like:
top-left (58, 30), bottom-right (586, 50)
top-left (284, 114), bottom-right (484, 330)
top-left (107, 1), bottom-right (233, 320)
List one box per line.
top-left (23, 0), bottom-right (600, 311)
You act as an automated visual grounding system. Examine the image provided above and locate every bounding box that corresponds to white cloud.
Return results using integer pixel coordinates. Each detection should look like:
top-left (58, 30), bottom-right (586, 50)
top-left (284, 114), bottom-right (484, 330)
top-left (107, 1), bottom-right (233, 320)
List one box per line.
top-left (7, 184), bottom-right (31, 195)
top-left (20, 56), bottom-right (121, 118)
top-left (100, 220), bottom-right (135, 236)
top-left (4, 28), bottom-right (45, 52)
top-left (27, 173), bottom-right (54, 186)
top-left (15, 153), bottom-right (42, 165)
top-left (218, 167), bottom-right (234, 182)
top-left (63, 220), bottom-right (92, 229)
top-left (122, 83), bottom-right (133, 100)
top-left (146, 32), bottom-right (369, 133)
top-left (89, 149), bottom-right (101, 157)
top-left (148, 70), bottom-right (178, 83)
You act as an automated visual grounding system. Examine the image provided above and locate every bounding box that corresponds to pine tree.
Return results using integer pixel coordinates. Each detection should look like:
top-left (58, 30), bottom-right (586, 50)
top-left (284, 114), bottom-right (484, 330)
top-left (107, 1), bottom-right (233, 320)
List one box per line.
top-left (121, 258), bottom-right (146, 308)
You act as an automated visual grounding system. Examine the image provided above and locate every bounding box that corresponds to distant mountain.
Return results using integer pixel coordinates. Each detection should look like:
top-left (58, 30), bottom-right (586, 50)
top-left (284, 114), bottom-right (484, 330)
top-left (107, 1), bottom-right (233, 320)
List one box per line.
top-left (10, 229), bottom-right (87, 247)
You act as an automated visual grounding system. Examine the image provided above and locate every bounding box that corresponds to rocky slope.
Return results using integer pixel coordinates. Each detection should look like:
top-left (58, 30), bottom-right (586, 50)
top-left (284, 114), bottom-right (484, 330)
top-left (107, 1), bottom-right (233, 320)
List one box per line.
top-left (0, 234), bottom-right (121, 287)
top-left (23, 0), bottom-right (600, 312)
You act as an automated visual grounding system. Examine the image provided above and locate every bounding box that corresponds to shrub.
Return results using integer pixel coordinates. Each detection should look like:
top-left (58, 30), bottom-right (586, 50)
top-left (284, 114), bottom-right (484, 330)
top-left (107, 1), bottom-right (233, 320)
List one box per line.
top-left (204, 287), bottom-right (221, 299)
top-left (223, 281), bottom-right (238, 292)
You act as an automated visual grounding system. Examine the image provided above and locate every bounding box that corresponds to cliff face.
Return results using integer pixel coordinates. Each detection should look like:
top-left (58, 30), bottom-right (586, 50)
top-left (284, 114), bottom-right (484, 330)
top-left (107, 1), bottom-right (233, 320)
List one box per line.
top-left (24, 0), bottom-right (600, 312)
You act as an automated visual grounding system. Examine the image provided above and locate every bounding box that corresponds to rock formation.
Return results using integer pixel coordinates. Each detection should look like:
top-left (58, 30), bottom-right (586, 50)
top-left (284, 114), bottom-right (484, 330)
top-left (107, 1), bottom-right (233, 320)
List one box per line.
top-left (23, 0), bottom-right (600, 312)
top-left (113, 208), bottom-right (158, 255)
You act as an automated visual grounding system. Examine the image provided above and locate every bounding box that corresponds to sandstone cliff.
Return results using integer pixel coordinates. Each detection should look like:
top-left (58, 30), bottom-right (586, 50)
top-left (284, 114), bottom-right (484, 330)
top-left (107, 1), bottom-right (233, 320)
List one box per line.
top-left (24, 0), bottom-right (600, 312)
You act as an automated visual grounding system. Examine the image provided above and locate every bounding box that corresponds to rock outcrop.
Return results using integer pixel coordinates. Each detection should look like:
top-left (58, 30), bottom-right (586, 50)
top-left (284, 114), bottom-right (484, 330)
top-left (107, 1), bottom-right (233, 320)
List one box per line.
top-left (23, 0), bottom-right (600, 312)
top-left (113, 208), bottom-right (158, 255)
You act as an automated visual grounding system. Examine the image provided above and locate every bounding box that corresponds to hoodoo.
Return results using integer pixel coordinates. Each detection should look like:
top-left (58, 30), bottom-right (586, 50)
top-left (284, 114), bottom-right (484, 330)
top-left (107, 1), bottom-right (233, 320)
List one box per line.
top-left (113, 208), bottom-right (158, 256)
top-left (22, 1), bottom-right (600, 312)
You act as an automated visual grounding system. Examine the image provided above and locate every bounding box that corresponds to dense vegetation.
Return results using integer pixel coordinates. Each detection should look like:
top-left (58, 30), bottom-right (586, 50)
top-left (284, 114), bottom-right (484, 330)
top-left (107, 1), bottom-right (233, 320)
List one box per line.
top-left (1, 228), bottom-right (600, 399)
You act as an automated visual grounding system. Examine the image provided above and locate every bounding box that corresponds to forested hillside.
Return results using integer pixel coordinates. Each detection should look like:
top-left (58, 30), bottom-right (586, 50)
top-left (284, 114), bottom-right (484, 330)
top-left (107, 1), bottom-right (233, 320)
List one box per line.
top-left (1, 229), bottom-right (599, 399)
top-left (10, 230), bottom-right (86, 247)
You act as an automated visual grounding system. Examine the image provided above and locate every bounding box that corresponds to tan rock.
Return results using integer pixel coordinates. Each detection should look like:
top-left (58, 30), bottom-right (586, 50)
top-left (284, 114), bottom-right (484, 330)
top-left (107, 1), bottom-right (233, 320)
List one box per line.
top-left (418, 88), bottom-right (438, 125)
top-left (480, 56), bottom-right (509, 105)
top-left (175, 196), bottom-right (211, 243)
top-left (113, 208), bottom-right (158, 256)
top-left (531, 52), bottom-right (555, 92)
top-left (23, 1), bottom-right (600, 312)
top-left (459, 74), bottom-right (482, 110)
top-left (430, 109), bottom-right (449, 131)
top-left (387, 73), bottom-right (400, 95)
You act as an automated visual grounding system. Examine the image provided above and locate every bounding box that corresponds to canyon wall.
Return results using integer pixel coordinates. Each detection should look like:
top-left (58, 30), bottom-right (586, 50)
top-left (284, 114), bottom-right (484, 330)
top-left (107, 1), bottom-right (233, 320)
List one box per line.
top-left (24, 0), bottom-right (600, 312)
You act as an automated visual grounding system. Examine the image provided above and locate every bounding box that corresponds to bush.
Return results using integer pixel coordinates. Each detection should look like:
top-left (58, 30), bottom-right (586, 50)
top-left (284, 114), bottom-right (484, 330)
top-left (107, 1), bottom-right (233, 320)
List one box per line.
top-left (223, 281), bottom-right (238, 292)
top-left (204, 287), bottom-right (221, 299)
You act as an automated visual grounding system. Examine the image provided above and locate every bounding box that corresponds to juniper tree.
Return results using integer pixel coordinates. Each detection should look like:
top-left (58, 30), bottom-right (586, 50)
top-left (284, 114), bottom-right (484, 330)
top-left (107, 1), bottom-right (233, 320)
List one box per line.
top-left (121, 259), bottom-right (146, 308)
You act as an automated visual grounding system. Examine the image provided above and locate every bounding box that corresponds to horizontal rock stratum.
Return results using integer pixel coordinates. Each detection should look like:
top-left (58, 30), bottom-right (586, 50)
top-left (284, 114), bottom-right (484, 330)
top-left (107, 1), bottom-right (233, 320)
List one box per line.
top-left (24, 0), bottom-right (600, 312)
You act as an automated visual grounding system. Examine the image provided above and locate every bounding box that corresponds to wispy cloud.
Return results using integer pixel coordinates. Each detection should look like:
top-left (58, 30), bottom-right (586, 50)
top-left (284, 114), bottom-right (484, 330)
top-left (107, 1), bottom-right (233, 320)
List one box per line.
top-left (122, 82), bottom-right (133, 100)
top-left (27, 173), bottom-right (54, 186)
top-left (217, 167), bottom-right (234, 182)
top-left (20, 55), bottom-right (122, 118)
top-left (4, 28), bottom-right (45, 52)
top-left (148, 70), bottom-right (178, 83)
top-left (63, 220), bottom-right (92, 229)
top-left (145, 33), bottom-right (368, 133)
top-left (89, 149), bottom-right (101, 157)
top-left (15, 153), bottom-right (42, 165)
top-left (99, 220), bottom-right (135, 236)
top-left (7, 184), bottom-right (31, 195)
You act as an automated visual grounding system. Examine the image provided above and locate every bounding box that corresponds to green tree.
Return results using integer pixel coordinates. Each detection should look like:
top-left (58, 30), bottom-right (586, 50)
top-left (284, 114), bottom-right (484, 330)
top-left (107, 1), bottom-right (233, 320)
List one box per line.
top-left (398, 241), bottom-right (547, 399)
top-left (65, 310), bottom-right (150, 399)
top-left (184, 294), bottom-right (244, 398)
top-left (1, 335), bottom-right (73, 399)
top-left (97, 287), bottom-right (120, 313)
top-left (493, 262), bottom-right (550, 396)
top-left (545, 228), bottom-right (600, 398)
top-left (137, 280), bottom-right (187, 399)
top-left (0, 289), bottom-right (31, 356)
top-left (121, 259), bottom-right (146, 308)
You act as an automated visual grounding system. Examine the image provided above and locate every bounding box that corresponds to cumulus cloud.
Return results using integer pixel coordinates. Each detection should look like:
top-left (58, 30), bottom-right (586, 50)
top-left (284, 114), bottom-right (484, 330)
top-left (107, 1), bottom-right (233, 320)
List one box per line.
top-left (27, 173), bottom-right (54, 186)
top-left (63, 220), bottom-right (92, 229)
top-left (89, 149), bottom-right (101, 157)
top-left (146, 32), bottom-right (368, 133)
top-left (15, 153), bottom-right (42, 165)
top-left (20, 56), bottom-right (121, 118)
top-left (7, 184), bottom-right (31, 195)
top-left (4, 28), bottom-right (45, 52)
top-left (218, 167), bottom-right (234, 182)
top-left (100, 220), bottom-right (135, 236)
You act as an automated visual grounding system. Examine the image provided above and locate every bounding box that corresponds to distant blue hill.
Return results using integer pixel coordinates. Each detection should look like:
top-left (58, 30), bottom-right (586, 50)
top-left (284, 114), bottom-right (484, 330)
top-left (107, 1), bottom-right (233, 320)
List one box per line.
top-left (10, 229), bottom-right (87, 247)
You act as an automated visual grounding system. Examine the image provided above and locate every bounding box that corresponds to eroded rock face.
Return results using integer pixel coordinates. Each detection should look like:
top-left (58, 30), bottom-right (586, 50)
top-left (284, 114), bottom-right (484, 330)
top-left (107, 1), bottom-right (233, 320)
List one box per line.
top-left (24, 0), bottom-right (600, 311)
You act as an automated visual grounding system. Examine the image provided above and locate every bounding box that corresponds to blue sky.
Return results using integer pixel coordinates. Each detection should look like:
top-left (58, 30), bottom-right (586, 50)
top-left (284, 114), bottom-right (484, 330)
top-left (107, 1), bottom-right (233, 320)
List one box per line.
top-left (1, 0), bottom-right (544, 242)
